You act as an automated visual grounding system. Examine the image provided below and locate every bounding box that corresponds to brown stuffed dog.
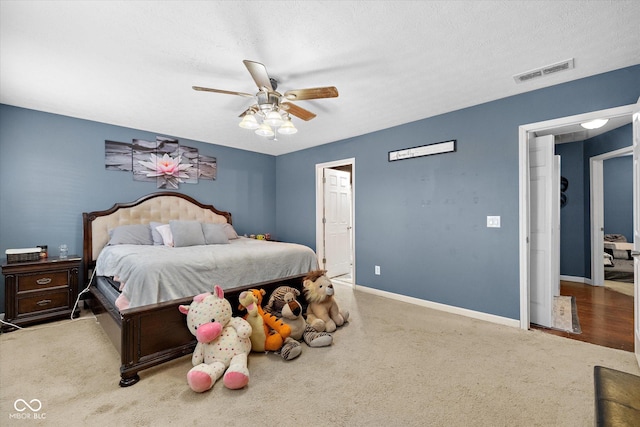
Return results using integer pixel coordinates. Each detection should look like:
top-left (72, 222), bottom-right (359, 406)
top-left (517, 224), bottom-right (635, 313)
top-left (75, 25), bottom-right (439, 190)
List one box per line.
top-left (302, 270), bottom-right (349, 333)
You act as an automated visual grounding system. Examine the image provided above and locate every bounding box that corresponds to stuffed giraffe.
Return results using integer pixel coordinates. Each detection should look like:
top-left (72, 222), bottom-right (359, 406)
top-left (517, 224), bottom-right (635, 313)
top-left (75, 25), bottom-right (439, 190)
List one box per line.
top-left (238, 288), bottom-right (300, 360)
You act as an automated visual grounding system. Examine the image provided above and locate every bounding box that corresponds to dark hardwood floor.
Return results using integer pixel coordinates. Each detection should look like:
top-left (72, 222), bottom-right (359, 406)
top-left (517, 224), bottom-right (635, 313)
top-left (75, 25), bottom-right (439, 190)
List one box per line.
top-left (531, 280), bottom-right (635, 352)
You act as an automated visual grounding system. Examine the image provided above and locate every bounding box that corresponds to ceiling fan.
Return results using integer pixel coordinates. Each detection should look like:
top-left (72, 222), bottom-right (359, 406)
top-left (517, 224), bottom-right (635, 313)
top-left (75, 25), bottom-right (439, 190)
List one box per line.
top-left (193, 60), bottom-right (339, 139)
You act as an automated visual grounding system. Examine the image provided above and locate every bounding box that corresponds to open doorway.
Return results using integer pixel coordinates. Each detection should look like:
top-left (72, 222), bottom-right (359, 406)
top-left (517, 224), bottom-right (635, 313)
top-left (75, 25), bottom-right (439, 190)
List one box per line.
top-left (315, 158), bottom-right (355, 287)
top-left (535, 139), bottom-right (635, 351)
top-left (519, 101), bottom-right (638, 357)
top-left (591, 146), bottom-right (634, 289)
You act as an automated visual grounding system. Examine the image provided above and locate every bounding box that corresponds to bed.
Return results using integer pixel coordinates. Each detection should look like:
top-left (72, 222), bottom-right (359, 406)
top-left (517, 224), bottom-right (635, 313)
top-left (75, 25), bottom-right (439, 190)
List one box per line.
top-left (83, 192), bottom-right (318, 386)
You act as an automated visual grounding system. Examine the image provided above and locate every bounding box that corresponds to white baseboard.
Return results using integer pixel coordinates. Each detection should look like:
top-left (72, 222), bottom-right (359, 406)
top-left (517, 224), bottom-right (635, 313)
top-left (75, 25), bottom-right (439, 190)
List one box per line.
top-left (560, 275), bottom-right (593, 285)
top-left (353, 284), bottom-right (520, 328)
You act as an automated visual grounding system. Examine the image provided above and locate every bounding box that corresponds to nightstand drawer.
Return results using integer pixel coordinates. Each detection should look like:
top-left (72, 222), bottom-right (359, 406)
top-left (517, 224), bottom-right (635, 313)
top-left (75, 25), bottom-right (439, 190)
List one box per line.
top-left (18, 289), bottom-right (70, 314)
top-left (18, 270), bottom-right (69, 292)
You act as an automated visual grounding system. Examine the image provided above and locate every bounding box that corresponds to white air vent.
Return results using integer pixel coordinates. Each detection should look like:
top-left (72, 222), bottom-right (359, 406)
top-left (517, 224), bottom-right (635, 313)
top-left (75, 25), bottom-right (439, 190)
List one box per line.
top-left (513, 58), bottom-right (574, 84)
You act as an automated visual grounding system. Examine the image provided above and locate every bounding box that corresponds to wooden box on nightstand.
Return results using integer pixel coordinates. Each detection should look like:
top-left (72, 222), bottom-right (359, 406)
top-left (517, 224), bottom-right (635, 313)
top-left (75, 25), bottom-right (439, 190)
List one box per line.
top-left (2, 256), bottom-right (81, 332)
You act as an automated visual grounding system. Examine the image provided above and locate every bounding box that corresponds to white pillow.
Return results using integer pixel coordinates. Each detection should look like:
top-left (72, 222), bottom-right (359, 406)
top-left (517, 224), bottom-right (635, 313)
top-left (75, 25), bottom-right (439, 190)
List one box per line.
top-left (150, 221), bottom-right (167, 245)
top-left (155, 224), bottom-right (174, 247)
top-left (222, 223), bottom-right (239, 240)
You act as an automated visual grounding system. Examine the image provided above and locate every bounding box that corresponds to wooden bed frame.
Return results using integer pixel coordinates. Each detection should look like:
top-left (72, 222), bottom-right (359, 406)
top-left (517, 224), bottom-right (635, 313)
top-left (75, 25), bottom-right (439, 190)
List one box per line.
top-left (82, 192), bottom-right (307, 387)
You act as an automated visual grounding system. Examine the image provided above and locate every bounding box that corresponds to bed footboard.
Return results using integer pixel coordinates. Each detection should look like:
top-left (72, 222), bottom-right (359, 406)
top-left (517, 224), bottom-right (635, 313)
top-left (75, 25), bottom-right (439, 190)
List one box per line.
top-left (120, 297), bottom-right (195, 387)
top-left (89, 274), bottom-right (307, 387)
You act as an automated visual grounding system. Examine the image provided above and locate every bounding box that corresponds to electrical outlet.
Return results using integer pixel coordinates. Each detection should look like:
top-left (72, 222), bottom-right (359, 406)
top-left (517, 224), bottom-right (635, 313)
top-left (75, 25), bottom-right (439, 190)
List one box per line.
top-left (375, 265), bottom-right (380, 275)
top-left (487, 216), bottom-right (501, 228)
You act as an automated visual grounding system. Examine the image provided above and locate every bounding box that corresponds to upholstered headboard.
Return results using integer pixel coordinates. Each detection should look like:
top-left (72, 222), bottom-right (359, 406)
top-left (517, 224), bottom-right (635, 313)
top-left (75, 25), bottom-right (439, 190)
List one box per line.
top-left (82, 192), bottom-right (232, 283)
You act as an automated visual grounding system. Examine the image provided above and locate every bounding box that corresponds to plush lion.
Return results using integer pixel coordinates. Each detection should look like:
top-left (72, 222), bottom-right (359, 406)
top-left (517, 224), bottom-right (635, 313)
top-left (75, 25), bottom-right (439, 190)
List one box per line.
top-left (302, 270), bottom-right (349, 333)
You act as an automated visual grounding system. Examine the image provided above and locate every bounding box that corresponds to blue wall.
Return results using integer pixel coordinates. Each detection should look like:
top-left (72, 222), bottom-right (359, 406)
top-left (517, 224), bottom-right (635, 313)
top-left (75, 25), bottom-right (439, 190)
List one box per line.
top-left (0, 106), bottom-right (277, 308)
top-left (555, 141), bottom-right (586, 278)
top-left (276, 65), bottom-right (640, 320)
top-left (2, 65), bottom-right (639, 320)
top-left (604, 154), bottom-right (633, 239)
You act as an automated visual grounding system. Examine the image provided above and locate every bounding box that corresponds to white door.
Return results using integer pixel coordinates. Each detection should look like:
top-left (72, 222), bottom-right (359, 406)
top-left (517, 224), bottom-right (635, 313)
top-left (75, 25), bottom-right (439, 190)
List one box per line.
top-left (553, 155), bottom-right (561, 296)
top-left (529, 134), bottom-right (557, 327)
top-left (632, 99), bottom-right (640, 366)
top-left (323, 168), bottom-right (352, 278)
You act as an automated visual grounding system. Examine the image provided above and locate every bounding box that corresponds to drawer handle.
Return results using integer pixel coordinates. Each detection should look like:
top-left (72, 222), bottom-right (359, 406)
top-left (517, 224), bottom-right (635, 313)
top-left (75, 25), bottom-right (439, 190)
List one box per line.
top-left (36, 278), bottom-right (52, 285)
top-left (36, 299), bottom-right (52, 306)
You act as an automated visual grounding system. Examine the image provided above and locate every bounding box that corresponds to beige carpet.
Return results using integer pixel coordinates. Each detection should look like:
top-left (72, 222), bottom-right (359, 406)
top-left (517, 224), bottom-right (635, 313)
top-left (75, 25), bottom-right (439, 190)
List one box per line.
top-left (1, 283), bottom-right (639, 427)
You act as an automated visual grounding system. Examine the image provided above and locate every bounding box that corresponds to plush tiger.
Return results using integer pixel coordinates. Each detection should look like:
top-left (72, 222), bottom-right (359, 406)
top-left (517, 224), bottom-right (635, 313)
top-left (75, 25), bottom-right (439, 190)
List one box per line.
top-left (264, 285), bottom-right (333, 348)
top-left (264, 286), bottom-right (302, 317)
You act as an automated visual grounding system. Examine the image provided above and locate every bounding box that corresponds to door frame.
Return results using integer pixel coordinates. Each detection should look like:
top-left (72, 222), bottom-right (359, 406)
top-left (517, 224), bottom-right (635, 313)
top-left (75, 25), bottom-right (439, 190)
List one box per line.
top-left (519, 103), bottom-right (636, 330)
top-left (590, 146), bottom-right (633, 287)
top-left (315, 157), bottom-right (356, 288)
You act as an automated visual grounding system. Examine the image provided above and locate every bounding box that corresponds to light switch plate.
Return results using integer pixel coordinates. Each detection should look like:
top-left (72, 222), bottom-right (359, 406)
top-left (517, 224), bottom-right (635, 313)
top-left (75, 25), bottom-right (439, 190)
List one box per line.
top-left (487, 216), bottom-right (501, 228)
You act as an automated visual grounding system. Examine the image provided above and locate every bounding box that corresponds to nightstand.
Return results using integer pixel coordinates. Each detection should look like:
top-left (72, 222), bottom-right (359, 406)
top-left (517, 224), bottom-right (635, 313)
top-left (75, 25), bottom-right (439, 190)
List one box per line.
top-left (2, 256), bottom-right (81, 332)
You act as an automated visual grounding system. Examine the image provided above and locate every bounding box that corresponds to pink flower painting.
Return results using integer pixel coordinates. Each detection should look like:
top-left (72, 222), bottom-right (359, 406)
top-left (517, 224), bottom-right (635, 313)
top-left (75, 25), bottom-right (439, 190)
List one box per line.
top-left (105, 136), bottom-right (216, 187)
top-left (138, 153), bottom-right (193, 189)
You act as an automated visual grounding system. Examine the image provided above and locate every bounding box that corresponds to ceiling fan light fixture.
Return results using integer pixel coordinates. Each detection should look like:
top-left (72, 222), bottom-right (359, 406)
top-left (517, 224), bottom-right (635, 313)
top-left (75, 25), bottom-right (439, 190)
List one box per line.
top-left (193, 60), bottom-right (339, 142)
top-left (255, 123), bottom-right (274, 137)
top-left (278, 120), bottom-right (297, 135)
top-left (580, 118), bottom-right (609, 130)
top-left (239, 114), bottom-right (259, 129)
top-left (264, 110), bottom-right (284, 127)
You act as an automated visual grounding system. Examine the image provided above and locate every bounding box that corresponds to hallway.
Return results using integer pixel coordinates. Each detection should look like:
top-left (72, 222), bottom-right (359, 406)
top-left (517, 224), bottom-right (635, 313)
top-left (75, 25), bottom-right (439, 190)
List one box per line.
top-left (532, 281), bottom-right (634, 352)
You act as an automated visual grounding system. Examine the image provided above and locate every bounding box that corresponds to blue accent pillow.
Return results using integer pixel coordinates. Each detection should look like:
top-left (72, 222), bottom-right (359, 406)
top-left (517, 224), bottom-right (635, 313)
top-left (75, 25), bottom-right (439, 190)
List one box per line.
top-left (169, 220), bottom-right (206, 247)
top-left (202, 223), bottom-right (230, 245)
top-left (108, 224), bottom-right (153, 245)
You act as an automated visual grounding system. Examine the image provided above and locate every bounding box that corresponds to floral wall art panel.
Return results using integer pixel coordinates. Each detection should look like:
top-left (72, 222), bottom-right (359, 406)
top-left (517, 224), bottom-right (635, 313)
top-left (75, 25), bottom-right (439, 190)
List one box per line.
top-left (132, 139), bottom-right (157, 183)
top-left (104, 140), bottom-right (133, 172)
top-left (105, 136), bottom-right (216, 189)
top-left (177, 144), bottom-right (199, 185)
top-left (197, 154), bottom-right (217, 181)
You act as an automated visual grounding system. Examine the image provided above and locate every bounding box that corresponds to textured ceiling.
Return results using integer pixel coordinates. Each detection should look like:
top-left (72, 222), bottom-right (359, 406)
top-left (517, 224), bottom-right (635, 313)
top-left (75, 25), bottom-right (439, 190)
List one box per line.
top-left (1, 1), bottom-right (639, 155)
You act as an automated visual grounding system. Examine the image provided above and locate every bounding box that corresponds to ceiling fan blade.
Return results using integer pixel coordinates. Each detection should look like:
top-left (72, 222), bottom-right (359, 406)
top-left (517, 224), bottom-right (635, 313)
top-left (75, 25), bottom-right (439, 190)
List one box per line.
top-left (284, 86), bottom-right (339, 100)
top-left (281, 102), bottom-right (316, 121)
top-left (192, 86), bottom-right (253, 98)
top-left (243, 60), bottom-right (273, 92)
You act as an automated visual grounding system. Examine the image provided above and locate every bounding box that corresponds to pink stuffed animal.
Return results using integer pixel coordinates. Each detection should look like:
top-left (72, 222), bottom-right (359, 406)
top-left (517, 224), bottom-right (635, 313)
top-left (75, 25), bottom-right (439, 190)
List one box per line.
top-left (178, 285), bottom-right (252, 392)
